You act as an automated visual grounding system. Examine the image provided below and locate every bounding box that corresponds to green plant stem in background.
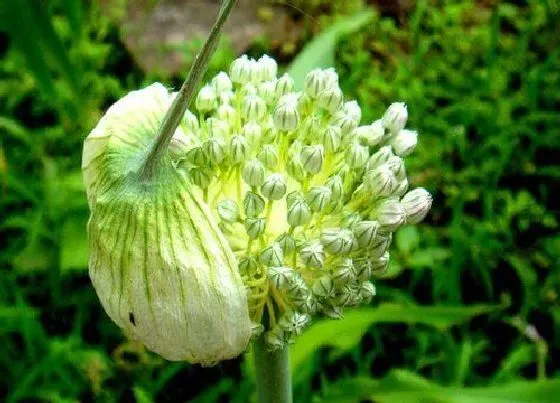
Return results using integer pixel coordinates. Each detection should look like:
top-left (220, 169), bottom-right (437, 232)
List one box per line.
top-left (138, 0), bottom-right (237, 180)
top-left (254, 334), bottom-right (293, 403)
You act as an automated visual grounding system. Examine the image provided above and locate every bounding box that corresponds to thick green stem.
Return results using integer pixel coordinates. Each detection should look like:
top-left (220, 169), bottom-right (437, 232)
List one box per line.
top-left (138, 0), bottom-right (237, 180)
top-left (253, 335), bottom-right (293, 403)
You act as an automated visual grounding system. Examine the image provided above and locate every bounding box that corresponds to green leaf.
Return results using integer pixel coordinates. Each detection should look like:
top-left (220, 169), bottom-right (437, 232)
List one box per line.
top-left (60, 215), bottom-right (89, 272)
top-left (396, 226), bottom-right (420, 255)
top-left (287, 10), bottom-right (375, 89)
top-left (133, 387), bottom-right (154, 403)
top-left (290, 303), bottom-right (502, 384)
top-left (320, 370), bottom-right (560, 403)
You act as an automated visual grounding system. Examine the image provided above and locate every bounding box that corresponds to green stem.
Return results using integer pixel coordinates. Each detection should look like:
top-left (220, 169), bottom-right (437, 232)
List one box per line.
top-left (253, 335), bottom-right (293, 403)
top-left (138, 0), bottom-right (237, 180)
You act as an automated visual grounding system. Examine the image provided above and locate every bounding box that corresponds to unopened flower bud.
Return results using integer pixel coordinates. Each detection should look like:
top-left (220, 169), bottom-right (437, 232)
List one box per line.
top-left (371, 251), bottom-right (389, 276)
top-left (258, 55), bottom-right (278, 81)
top-left (331, 258), bottom-right (356, 285)
top-left (364, 165), bottom-right (397, 196)
top-left (392, 129), bottom-right (418, 157)
top-left (266, 327), bottom-right (286, 350)
top-left (195, 85), bottom-right (217, 112)
top-left (320, 228), bottom-right (355, 255)
top-left (383, 102), bottom-right (408, 134)
top-left (359, 281), bottom-right (376, 302)
top-left (323, 68), bottom-right (339, 89)
top-left (230, 55), bottom-right (252, 84)
top-left (343, 101), bottom-right (362, 124)
top-left (332, 112), bottom-right (358, 135)
top-left (242, 95), bottom-right (267, 121)
top-left (286, 155), bottom-right (306, 181)
top-left (243, 191), bottom-right (265, 217)
top-left (401, 188), bottom-right (432, 224)
top-left (206, 117), bottom-right (229, 138)
top-left (306, 186), bottom-right (332, 212)
top-left (353, 257), bottom-right (372, 281)
top-left (394, 178), bottom-right (409, 197)
top-left (356, 121), bottom-right (384, 147)
top-left (229, 135), bottom-right (248, 164)
top-left (320, 125), bottom-right (342, 153)
top-left (239, 83), bottom-right (257, 97)
top-left (212, 71), bottom-right (233, 93)
top-left (304, 69), bottom-right (327, 98)
top-left (321, 304), bottom-right (344, 319)
top-left (373, 199), bottom-right (406, 232)
top-left (258, 81), bottom-right (276, 104)
top-left (239, 256), bottom-right (259, 275)
top-left (370, 232), bottom-right (392, 258)
top-left (276, 233), bottom-right (296, 255)
top-left (203, 137), bottom-right (226, 165)
top-left (267, 266), bottom-right (294, 289)
top-left (185, 146), bottom-right (207, 167)
top-left (352, 220), bottom-right (380, 248)
top-left (317, 86), bottom-right (343, 114)
top-left (367, 145), bottom-right (393, 169)
top-left (335, 284), bottom-right (360, 307)
top-left (258, 144), bottom-right (279, 169)
top-left (386, 155), bottom-right (406, 180)
top-left (259, 243), bottom-right (284, 267)
top-left (299, 242), bottom-right (324, 269)
top-left (301, 145), bottom-right (324, 175)
top-left (217, 104), bottom-right (237, 125)
top-left (190, 167), bottom-right (214, 188)
top-left (325, 175), bottom-right (344, 201)
top-left (287, 198), bottom-right (312, 227)
top-left (273, 101), bottom-right (299, 131)
top-left (275, 73), bottom-right (294, 98)
top-left (245, 217), bottom-right (265, 239)
top-left (183, 109), bottom-right (200, 132)
top-left (217, 199), bottom-right (239, 223)
top-left (346, 143), bottom-right (369, 169)
top-left (242, 159), bottom-right (266, 186)
top-left (312, 275), bottom-right (335, 298)
top-left (261, 174), bottom-right (287, 200)
top-left (279, 311), bottom-right (310, 336)
top-left (219, 90), bottom-right (235, 105)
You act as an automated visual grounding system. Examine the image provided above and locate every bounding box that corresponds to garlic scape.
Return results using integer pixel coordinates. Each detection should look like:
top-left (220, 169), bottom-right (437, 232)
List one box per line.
top-left (82, 83), bottom-right (251, 364)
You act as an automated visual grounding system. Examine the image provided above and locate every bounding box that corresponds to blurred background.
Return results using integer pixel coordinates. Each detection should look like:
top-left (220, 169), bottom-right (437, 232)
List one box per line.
top-left (1, 0), bottom-right (559, 402)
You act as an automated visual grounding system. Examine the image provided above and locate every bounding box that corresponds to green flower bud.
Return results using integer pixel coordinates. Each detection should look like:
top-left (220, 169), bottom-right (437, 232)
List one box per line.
top-left (206, 117), bottom-right (229, 138)
top-left (359, 281), bottom-right (376, 302)
top-left (317, 86), bottom-right (343, 114)
top-left (343, 100), bottom-right (362, 124)
top-left (203, 137), bottom-right (226, 165)
top-left (248, 58), bottom-right (263, 84)
top-left (335, 284), bottom-right (360, 307)
top-left (275, 73), bottom-right (295, 98)
top-left (299, 241), bottom-right (324, 269)
top-left (370, 232), bottom-right (392, 258)
top-left (195, 85), bottom-right (218, 112)
top-left (257, 144), bottom-right (279, 169)
top-left (332, 112), bottom-right (358, 136)
top-left (320, 228), bottom-right (356, 255)
top-left (273, 100), bottom-right (299, 131)
top-left (241, 121), bottom-right (262, 146)
top-left (325, 175), bottom-right (344, 201)
top-left (257, 55), bottom-right (278, 81)
top-left (286, 155), bottom-right (306, 181)
top-left (331, 258), bottom-right (356, 285)
top-left (261, 173), bottom-right (287, 200)
top-left (279, 311), bottom-right (310, 336)
top-left (267, 266), bottom-right (294, 289)
top-left (242, 159), bottom-right (266, 187)
top-left (312, 275), bottom-right (335, 299)
top-left (286, 274), bottom-right (310, 301)
top-left (259, 243), bottom-right (284, 267)
top-left (230, 55), bottom-right (252, 84)
top-left (243, 191), bottom-right (265, 217)
top-left (239, 83), bottom-right (257, 97)
top-left (217, 104), bottom-right (237, 125)
top-left (394, 177), bottom-right (409, 197)
top-left (229, 135), bottom-right (248, 164)
top-left (211, 71), bottom-right (233, 93)
top-left (321, 304), bottom-right (344, 319)
top-left (353, 257), bottom-right (372, 281)
top-left (386, 155), bottom-right (406, 180)
top-left (319, 125), bottom-right (342, 153)
top-left (371, 251), bottom-right (389, 277)
top-left (183, 109), bottom-right (200, 132)
top-left (287, 198), bottom-right (312, 227)
top-left (383, 102), bottom-right (408, 134)
top-left (372, 199), bottom-right (406, 232)
top-left (297, 93), bottom-right (314, 116)
top-left (245, 217), bottom-right (266, 239)
top-left (169, 129), bottom-right (195, 161)
top-left (304, 69), bottom-right (327, 98)
top-left (352, 220), bottom-right (380, 248)
top-left (185, 146), bottom-right (207, 167)
top-left (300, 145), bottom-right (324, 175)
top-left (364, 164), bottom-right (397, 197)
top-left (305, 186), bottom-right (332, 212)
top-left (346, 143), bottom-right (369, 169)
top-left (355, 121), bottom-right (384, 147)
top-left (258, 81), bottom-right (276, 104)
top-left (392, 129), bottom-right (418, 157)
top-left (82, 83), bottom-right (250, 364)
top-left (367, 145), bottom-right (393, 169)
top-left (242, 95), bottom-right (267, 121)
top-left (276, 232), bottom-right (296, 255)
top-left (265, 327), bottom-right (286, 350)
top-left (219, 90), bottom-right (235, 105)
top-left (401, 188), bottom-right (432, 224)
top-left (323, 68), bottom-right (339, 89)
top-left (217, 199), bottom-right (239, 223)
top-left (239, 256), bottom-right (259, 275)
top-left (190, 166), bottom-right (214, 188)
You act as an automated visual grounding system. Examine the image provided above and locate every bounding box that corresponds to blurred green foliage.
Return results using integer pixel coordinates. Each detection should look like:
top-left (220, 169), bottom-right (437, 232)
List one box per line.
top-left (0, 0), bottom-right (559, 402)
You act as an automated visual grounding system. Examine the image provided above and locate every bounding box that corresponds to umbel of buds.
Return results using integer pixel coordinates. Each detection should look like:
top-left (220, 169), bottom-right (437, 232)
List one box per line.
top-left (83, 54), bottom-right (432, 362)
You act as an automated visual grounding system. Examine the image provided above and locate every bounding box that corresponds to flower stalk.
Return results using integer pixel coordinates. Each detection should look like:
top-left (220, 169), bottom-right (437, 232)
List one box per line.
top-left (253, 334), bottom-right (293, 403)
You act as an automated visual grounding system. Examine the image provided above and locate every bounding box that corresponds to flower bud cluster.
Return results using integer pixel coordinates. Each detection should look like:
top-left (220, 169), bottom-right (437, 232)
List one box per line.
top-left (172, 55), bottom-right (432, 350)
